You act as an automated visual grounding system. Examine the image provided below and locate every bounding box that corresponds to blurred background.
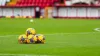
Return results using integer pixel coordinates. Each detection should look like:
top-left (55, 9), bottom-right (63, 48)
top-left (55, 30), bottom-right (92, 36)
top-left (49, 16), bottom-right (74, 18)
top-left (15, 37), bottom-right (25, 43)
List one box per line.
top-left (0, 0), bottom-right (100, 19)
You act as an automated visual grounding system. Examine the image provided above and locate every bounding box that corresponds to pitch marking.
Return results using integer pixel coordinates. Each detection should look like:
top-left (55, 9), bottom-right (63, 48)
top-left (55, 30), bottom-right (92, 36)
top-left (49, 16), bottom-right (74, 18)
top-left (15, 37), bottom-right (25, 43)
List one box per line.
top-left (0, 32), bottom-right (100, 37)
top-left (0, 54), bottom-right (55, 56)
top-left (94, 28), bottom-right (100, 32)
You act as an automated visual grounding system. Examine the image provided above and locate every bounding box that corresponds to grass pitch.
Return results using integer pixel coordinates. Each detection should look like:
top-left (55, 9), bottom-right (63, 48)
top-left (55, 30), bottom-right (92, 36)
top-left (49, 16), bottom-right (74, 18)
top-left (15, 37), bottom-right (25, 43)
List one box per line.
top-left (0, 18), bottom-right (100, 56)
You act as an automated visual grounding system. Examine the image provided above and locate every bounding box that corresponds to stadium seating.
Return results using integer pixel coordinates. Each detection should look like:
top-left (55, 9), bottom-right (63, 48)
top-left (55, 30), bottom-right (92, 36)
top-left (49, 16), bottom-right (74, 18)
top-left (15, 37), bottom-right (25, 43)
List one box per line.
top-left (1, 0), bottom-right (100, 7)
top-left (0, 0), bottom-right (59, 7)
top-left (7, 0), bottom-right (17, 6)
top-left (15, 0), bottom-right (58, 7)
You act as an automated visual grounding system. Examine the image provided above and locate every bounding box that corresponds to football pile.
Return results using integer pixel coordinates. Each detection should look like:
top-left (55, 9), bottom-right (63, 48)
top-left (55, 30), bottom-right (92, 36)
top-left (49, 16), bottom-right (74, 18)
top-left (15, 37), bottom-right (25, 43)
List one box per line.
top-left (18, 28), bottom-right (45, 44)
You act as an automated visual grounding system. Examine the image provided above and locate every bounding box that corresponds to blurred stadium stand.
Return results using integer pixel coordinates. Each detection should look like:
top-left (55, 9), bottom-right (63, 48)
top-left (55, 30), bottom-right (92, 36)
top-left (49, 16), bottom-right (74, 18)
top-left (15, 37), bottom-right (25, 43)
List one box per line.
top-left (0, 0), bottom-right (100, 19)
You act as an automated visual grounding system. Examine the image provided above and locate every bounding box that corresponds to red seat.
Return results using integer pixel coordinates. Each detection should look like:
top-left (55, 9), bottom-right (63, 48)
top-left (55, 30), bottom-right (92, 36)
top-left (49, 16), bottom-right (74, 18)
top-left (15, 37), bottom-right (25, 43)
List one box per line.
top-left (15, 0), bottom-right (59, 7)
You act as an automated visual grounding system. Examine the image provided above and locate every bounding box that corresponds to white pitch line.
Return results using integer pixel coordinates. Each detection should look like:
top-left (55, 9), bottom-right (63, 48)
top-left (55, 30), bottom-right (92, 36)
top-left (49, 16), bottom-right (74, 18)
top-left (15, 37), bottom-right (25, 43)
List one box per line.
top-left (44, 32), bottom-right (100, 35)
top-left (0, 54), bottom-right (53, 56)
top-left (0, 32), bottom-right (100, 37)
top-left (0, 54), bottom-right (32, 56)
top-left (94, 28), bottom-right (100, 32)
top-left (0, 35), bottom-right (19, 37)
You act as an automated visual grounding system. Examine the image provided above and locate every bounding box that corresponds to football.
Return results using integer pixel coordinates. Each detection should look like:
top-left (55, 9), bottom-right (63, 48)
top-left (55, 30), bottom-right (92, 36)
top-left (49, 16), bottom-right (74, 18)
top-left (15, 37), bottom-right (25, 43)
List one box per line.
top-left (18, 34), bottom-right (27, 44)
top-left (35, 34), bottom-right (45, 44)
top-left (27, 35), bottom-right (35, 44)
top-left (26, 28), bottom-right (36, 36)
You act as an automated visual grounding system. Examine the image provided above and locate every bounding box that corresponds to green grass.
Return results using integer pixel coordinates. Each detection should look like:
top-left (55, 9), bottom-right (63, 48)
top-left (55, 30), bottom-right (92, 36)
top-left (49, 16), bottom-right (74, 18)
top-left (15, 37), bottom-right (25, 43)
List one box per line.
top-left (0, 18), bottom-right (100, 56)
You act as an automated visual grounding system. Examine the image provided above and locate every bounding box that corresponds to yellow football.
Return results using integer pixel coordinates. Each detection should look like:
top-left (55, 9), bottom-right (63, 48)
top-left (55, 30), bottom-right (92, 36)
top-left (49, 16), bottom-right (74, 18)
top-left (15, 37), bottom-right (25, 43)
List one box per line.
top-left (18, 34), bottom-right (27, 44)
top-left (26, 28), bottom-right (36, 36)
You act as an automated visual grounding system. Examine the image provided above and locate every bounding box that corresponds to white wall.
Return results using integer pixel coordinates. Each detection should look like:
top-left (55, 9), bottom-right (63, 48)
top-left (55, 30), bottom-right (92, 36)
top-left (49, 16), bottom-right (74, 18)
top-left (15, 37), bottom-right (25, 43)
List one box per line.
top-left (58, 7), bottom-right (67, 17)
top-left (52, 7), bottom-right (57, 17)
top-left (77, 8), bottom-right (86, 17)
top-left (14, 8), bottom-right (22, 16)
top-left (14, 7), bottom-right (35, 16)
top-left (0, 7), bottom-right (99, 18)
top-left (0, 8), bottom-right (2, 16)
top-left (22, 8), bottom-right (31, 16)
top-left (0, 7), bottom-right (35, 17)
top-left (87, 8), bottom-right (99, 17)
top-left (98, 8), bottom-right (100, 17)
top-left (55, 7), bottom-right (100, 18)
top-left (67, 7), bottom-right (77, 17)
top-left (3, 8), bottom-right (13, 16)
top-left (31, 8), bottom-right (35, 17)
